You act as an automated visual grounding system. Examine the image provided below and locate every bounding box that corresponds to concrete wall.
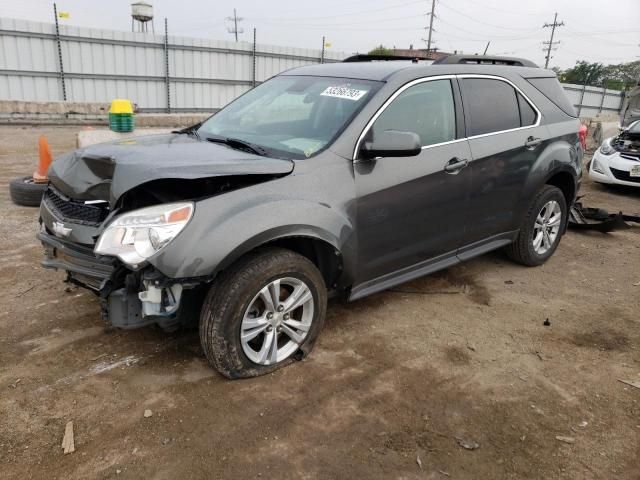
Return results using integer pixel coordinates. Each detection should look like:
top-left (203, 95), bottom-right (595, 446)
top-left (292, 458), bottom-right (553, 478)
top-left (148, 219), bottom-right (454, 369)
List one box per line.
top-left (0, 99), bottom-right (209, 126)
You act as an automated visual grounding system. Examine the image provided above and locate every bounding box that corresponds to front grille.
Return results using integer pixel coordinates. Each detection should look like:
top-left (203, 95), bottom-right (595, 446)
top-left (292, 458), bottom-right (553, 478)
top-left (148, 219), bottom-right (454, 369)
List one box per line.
top-left (44, 187), bottom-right (109, 225)
top-left (610, 167), bottom-right (640, 184)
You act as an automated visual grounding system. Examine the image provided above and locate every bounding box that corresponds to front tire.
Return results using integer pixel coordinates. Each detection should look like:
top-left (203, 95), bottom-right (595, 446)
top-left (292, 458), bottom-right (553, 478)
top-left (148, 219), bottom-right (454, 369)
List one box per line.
top-left (506, 185), bottom-right (567, 267)
top-left (199, 248), bottom-right (327, 379)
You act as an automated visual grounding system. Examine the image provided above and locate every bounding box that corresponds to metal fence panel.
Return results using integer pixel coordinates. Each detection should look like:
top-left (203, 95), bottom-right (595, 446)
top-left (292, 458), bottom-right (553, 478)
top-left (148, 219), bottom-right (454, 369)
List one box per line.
top-left (0, 17), bottom-right (346, 111)
top-left (561, 82), bottom-right (624, 117)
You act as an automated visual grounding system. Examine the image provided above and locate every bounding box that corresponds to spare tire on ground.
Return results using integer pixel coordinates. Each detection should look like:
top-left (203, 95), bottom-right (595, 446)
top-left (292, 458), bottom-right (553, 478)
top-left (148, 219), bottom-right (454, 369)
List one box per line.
top-left (9, 176), bottom-right (47, 207)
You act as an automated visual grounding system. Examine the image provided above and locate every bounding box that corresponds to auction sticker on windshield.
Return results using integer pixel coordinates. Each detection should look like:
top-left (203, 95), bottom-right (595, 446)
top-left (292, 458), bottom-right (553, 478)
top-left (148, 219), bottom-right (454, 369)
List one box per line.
top-left (321, 86), bottom-right (368, 101)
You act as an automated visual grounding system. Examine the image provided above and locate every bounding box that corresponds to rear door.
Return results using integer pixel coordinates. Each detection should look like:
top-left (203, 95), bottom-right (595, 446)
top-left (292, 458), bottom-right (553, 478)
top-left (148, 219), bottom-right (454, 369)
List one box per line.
top-left (354, 77), bottom-right (472, 284)
top-left (459, 75), bottom-right (546, 248)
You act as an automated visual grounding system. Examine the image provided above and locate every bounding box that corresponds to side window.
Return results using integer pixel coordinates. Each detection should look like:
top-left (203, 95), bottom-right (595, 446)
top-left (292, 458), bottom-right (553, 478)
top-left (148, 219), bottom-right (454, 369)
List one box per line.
top-left (461, 78), bottom-right (521, 136)
top-left (517, 92), bottom-right (537, 126)
top-left (371, 79), bottom-right (456, 147)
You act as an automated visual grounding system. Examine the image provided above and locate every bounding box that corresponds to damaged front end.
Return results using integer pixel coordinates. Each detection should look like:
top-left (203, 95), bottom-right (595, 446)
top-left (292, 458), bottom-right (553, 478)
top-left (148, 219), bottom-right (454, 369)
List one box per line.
top-left (38, 192), bottom-right (205, 331)
top-left (38, 133), bottom-right (294, 331)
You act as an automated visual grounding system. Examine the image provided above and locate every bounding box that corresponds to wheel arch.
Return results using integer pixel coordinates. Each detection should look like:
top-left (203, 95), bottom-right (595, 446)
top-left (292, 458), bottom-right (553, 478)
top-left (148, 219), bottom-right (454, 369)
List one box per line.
top-left (545, 169), bottom-right (577, 207)
top-left (214, 226), bottom-right (350, 291)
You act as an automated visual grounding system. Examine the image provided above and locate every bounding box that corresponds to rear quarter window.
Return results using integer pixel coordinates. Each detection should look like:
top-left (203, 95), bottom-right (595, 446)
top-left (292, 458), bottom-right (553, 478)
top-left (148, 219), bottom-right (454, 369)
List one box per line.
top-left (517, 93), bottom-right (537, 126)
top-left (526, 77), bottom-right (577, 117)
top-left (461, 78), bottom-right (521, 136)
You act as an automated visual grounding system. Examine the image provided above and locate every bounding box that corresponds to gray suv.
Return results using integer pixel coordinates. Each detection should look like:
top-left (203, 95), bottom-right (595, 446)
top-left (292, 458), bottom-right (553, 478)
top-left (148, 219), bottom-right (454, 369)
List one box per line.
top-left (38, 55), bottom-right (582, 378)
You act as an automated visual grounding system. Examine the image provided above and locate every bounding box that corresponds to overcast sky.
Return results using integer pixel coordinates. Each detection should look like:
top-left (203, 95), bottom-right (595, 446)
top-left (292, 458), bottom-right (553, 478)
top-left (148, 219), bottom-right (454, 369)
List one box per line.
top-left (1, 0), bottom-right (638, 69)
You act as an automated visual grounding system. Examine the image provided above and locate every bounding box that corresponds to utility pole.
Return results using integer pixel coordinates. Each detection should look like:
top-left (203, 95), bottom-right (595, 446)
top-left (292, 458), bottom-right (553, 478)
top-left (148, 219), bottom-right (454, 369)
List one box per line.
top-left (425, 0), bottom-right (436, 58)
top-left (226, 8), bottom-right (244, 42)
top-left (542, 12), bottom-right (564, 69)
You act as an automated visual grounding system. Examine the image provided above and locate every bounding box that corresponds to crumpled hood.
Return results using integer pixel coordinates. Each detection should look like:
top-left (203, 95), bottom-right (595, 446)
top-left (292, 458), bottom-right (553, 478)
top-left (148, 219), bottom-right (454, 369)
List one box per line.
top-left (48, 134), bottom-right (294, 204)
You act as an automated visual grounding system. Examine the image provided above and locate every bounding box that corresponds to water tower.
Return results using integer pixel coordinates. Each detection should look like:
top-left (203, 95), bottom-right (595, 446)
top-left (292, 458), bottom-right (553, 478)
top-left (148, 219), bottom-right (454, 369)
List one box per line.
top-left (131, 1), bottom-right (154, 33)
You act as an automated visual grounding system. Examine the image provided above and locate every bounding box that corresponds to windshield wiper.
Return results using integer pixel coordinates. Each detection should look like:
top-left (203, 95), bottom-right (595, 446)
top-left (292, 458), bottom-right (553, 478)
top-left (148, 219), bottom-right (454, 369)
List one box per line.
top-left (173, 123), bottom-right (201, 140)
top-left (205, 136), bottom-right (268, 156)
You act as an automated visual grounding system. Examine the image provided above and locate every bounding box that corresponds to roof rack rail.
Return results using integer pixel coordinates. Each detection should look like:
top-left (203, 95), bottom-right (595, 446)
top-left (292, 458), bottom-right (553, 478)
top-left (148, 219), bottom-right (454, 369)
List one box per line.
top-left (432, 55), bottom-right (538, 68)
top-left (343, 54), bottom-right (424, 63)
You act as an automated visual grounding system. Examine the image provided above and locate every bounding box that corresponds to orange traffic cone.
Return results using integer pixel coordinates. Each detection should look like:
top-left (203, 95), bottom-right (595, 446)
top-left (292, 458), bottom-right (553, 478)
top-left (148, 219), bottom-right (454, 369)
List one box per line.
top-left (33, 135), bottom-right (52, 183)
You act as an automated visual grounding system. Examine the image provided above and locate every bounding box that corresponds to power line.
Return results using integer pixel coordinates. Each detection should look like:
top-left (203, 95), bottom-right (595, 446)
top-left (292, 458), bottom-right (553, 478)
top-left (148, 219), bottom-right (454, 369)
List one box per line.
top-left (436, 16), bottom-right (541, 41)
top-left (494, 42), bottom-right (548, 56)
top-left (250, 13), bottom-right (425, 27)
top-left (542, 12), bottom-right (564, 68)
top-left (248, 0), bottom-right (423, 22)
top-left (226, 8), bottom-right (244, 42)
top-left (454, 0), bottom-right (548, 17)
top-left (252, 19), bottom-right (425, 32)
top-left (438, 2), bottom-right (542, 32)
top-left (563, 26), bottom-right (639, 47)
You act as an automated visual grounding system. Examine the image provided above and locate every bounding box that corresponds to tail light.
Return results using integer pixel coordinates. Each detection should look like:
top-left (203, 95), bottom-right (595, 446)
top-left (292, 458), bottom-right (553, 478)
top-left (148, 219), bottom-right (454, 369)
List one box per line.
top-left (578, 124), bottom-right (587, 150)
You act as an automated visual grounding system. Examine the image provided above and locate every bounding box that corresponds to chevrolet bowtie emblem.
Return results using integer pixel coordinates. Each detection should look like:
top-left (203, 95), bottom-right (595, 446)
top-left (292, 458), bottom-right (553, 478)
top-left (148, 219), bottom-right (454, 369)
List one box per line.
top-left (52, 221), bottom-right (72, 238)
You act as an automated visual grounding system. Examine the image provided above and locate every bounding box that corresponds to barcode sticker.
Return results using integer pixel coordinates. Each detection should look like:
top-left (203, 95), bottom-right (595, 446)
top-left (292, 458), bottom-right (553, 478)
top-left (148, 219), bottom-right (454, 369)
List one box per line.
top-left (320, 86), bottom-right (368, 101)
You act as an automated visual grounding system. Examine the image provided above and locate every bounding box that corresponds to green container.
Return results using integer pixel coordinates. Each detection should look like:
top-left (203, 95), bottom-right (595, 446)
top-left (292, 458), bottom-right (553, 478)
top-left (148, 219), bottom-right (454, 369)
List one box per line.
top-left (109, 112), bottom-right (135, 133)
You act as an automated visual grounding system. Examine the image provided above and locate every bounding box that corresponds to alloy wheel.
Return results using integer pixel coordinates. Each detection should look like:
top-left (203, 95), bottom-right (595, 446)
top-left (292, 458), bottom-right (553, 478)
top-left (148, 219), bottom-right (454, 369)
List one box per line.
top-left (240, 277), bottom-right (314, 365)
top-left (532, 200), bottom-right (562, 255)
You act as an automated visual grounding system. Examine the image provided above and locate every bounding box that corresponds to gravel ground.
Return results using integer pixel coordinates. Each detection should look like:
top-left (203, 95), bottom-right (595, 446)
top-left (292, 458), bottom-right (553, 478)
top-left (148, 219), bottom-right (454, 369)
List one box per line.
top-left (0, 126), bottom-right (639, 479)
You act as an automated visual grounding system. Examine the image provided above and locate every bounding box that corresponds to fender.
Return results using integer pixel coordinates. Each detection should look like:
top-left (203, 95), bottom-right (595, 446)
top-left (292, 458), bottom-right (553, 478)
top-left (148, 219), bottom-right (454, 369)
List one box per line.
top-left (149, 185), bottom-right (356, 280)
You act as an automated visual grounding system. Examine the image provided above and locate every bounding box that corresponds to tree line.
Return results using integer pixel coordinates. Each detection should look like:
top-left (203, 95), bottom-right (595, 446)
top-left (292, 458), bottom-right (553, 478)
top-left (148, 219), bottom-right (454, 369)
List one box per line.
top-left (551, 61), bottom-right (639, 91)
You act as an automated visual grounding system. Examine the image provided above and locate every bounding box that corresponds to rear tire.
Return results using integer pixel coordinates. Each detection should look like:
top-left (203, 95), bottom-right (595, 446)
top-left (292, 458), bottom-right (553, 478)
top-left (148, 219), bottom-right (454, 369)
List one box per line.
top-left (199, 247), bottom-right (327, 379)
top-left (506, 185), bottom-right (567, 267)
top-left (9, 176), bottom-right (47, 207)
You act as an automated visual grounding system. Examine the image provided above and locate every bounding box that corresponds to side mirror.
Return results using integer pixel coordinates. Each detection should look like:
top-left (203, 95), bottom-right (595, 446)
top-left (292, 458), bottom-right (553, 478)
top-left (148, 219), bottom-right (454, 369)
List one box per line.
top-left (361, 130), bottom-right (422, 159)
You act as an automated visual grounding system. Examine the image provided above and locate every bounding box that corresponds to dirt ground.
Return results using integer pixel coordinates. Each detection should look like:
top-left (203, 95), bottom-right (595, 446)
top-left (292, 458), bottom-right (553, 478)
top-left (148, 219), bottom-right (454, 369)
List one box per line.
top-left (0, 125), bottom-right (639, 480)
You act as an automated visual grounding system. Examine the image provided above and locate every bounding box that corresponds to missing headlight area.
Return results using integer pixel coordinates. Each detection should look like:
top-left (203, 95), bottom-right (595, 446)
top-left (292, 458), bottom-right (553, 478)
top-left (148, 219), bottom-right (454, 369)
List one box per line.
top-left (107, 270), bottom-right (201, 332)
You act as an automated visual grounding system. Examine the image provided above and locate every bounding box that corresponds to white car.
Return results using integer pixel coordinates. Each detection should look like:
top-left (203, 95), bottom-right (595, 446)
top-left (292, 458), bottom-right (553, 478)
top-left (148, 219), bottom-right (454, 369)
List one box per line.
top-left (589, 120), bottom-right (640, 187)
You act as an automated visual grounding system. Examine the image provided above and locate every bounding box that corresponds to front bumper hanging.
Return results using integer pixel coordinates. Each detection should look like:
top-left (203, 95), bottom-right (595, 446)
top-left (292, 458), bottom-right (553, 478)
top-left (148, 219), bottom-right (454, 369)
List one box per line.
top-left (38, 230), bottom-right (194, 331)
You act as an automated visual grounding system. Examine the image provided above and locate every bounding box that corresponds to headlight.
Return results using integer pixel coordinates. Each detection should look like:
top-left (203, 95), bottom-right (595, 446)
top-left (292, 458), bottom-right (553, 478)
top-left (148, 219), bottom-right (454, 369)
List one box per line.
top-left (599, 139), bottom-right (615, 156)
top-left (95, 202), bottom-right (194, 266)
top-left (592, 159), bottom-right (605, 174)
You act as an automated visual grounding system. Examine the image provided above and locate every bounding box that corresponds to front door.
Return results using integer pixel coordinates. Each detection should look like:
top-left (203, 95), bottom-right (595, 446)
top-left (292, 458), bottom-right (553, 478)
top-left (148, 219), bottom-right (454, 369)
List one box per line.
top-left (354, 78), bottom-right (472, 285)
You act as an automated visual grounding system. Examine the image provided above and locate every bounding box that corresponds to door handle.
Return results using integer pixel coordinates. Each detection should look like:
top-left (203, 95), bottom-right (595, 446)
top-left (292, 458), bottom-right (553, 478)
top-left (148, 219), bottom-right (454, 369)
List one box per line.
top-left (444, 157), bottom-right (469, 174)
top-left (525, 136), bottom-right (543, 149)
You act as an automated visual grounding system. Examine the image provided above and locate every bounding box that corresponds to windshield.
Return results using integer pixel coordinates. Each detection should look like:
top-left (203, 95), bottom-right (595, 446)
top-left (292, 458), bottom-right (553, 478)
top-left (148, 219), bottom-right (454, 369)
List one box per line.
top-left (198, 76), bottom-right (381, 159)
